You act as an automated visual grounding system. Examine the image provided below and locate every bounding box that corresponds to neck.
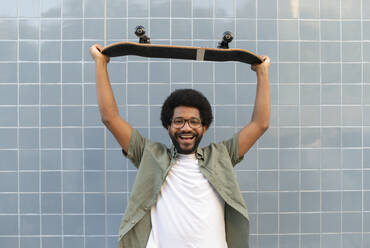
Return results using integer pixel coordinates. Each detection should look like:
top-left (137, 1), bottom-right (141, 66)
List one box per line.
top-left (177, 153), bottom-right (196, 159)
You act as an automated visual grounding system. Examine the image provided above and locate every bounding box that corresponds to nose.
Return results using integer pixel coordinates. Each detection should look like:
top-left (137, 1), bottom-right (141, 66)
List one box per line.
top-left (181, 120), bottom-right (192, 130)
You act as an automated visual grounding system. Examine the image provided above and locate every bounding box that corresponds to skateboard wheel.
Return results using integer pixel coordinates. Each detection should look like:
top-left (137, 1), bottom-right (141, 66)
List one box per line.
top-left (135, 25), bottom-right (146, 37)
top-left (222, 31), bottom-right (233, 43)
top-left (217, 31), bottom-right (233, 49)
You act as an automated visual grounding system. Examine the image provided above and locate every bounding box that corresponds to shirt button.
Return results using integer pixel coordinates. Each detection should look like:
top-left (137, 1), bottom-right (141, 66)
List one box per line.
top-left (131, 220), bottom-right (135, 225)
top-left (144, 207), bottom-right (150, 211)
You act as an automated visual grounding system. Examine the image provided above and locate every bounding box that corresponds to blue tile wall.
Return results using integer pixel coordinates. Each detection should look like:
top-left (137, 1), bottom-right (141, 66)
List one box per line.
top-left (0, 0), bottom-right (369, 247)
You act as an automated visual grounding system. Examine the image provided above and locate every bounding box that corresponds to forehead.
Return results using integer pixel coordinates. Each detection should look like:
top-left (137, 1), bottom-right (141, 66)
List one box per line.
top-left (173, 106), bottom-right (200, 118)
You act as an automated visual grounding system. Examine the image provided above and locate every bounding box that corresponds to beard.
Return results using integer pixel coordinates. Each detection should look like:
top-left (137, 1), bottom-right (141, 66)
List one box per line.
top-left (169, 131), bottom-right (203, 155)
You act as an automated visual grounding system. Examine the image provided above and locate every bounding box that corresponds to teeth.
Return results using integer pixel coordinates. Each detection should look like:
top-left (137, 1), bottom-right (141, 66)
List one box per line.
top-left (179, 135), bottom-right (193, 138)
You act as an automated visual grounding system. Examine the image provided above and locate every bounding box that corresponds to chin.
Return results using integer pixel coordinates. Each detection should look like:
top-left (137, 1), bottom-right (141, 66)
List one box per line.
top-left (178, 147), bottom-right (195, 154)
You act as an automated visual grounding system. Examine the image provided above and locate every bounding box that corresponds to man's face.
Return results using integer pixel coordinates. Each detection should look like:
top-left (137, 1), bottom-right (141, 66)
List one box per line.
top-left (167, 106), bottom-right (207, 154)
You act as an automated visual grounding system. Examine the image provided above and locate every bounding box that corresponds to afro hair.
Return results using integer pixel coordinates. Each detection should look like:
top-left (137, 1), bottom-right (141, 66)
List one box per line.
top-left (160, 89), bottom-right (213, 129)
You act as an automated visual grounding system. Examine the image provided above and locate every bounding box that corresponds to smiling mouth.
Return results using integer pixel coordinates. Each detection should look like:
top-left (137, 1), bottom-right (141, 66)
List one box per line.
top-left (177, 134), bottom-right (196, 141)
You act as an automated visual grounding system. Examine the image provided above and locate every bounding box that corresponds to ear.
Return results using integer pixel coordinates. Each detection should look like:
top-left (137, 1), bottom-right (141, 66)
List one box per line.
top-left (202, 126), bottom-right (208, 133)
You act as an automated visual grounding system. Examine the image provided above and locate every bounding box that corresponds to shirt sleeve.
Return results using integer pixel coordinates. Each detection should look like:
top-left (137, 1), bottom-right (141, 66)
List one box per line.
top-left (221, 132), bottom-right (244, 166)
top-left (122, 128), bottom-right (147, 168)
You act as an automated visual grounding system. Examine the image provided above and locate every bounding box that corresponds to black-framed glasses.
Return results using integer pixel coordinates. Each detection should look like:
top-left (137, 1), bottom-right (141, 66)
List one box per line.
top-left (171, 117), bottom-right (202, 129)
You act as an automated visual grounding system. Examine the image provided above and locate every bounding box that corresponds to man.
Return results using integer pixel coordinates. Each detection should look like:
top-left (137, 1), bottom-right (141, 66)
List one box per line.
top-left (90, 44), bottom-right (270, 248)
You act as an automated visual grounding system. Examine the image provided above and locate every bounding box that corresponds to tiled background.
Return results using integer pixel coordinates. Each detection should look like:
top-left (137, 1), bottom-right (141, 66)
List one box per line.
top-left (0, 0), bottom-right (370, 247)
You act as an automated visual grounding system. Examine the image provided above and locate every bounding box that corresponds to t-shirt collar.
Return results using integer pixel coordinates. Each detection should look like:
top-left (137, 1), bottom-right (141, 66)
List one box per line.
top-left (170, 145), bottom-right (204, 160)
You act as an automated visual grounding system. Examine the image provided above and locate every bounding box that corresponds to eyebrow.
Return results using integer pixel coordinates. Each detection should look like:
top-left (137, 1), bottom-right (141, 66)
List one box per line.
top-left (173, 116), bottom-right (201, 119)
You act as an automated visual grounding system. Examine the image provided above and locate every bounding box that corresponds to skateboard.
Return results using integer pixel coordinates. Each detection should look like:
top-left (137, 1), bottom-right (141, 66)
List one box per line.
top-left (102, 26), bottom-right (263, 65)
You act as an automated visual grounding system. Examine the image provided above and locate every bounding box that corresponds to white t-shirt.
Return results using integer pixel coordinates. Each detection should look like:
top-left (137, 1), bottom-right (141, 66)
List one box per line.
top-left (146, 153), bottom-right (228, 248)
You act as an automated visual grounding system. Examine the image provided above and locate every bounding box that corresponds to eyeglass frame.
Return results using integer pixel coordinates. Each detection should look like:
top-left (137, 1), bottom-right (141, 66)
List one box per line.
top-left (170, 117), bottom-right (203, 129)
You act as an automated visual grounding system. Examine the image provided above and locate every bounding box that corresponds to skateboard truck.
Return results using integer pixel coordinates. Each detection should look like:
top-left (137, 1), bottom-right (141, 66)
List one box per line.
top-left (135, 25), bottom-right (150, 44)
top-left (217, 31), bottom-right (233, 49)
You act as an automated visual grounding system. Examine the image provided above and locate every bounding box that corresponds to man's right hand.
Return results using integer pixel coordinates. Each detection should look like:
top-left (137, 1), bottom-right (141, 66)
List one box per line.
top-left (89, 44), bottom-right (110, 64)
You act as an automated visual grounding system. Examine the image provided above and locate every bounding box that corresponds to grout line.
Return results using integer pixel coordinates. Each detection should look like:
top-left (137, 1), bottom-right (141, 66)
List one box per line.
top-left (233, 0), bottom-right (237, 137)
top-left (103, 1), bottom-right (108, 247)
top-left (5, 38), bottom-right (370, 42)
top-left (276, 0), bottom-right (280, 247)
top-left (339, 0), bottom-right (343, 247)
top-left (318, 0), bottom-right (323, 247)
top-left (212, 0), bottom-right (216, 143)
top-left (38, 3), bottom-right (42, 246)
top-left (104, 0), bottom-right (106, 47)
top-left (6, 16), bottom-right (370, 21)
top-left (16, 2), bottom-right (20, 247)
top-left (297, 2), bottom-right (302, 247)
top-left (60, 1), bottom-right (64, 248)
top-left (190, 0), bottom-right (193, 90)
top-left (360, 0), bottom-right (364, 246)
top-left (81, 0), bottom-right (86, 247)
top-left (170, 0), bottom-right (173, 93)
top-left (147, 0), bottom-right (151, 139)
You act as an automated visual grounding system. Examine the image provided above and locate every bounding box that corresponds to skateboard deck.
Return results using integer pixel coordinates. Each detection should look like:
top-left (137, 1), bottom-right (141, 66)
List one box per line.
top-left (102, 42), bottom-right (263, 65)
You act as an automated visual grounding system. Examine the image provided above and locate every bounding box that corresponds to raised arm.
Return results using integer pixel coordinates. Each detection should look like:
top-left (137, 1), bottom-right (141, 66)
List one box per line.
top-left (89, 44), bottom-right (132, 153)
top-left (238, 56), bottom-right (271, 157)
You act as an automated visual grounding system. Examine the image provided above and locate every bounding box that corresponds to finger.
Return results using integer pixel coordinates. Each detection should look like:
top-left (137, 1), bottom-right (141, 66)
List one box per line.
top-left (89, 45), bottom-right (106, 61)
top-left (96, 44), bottom-right (104, 52)
top-left (89, 45), bottom-right (97, 55)
top-left (262, 56), bottom-right (270, 64)
top-left (260, 55), bottom-right (268, 62)
top-left (89, 46), bottom-right (97, 57)
top-left (90, 44), bottom-right (102, 53)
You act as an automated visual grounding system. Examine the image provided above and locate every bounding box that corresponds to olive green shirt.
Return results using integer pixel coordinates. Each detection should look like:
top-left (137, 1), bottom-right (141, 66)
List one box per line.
top-left (118, 128), bottom-right (250, 248)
